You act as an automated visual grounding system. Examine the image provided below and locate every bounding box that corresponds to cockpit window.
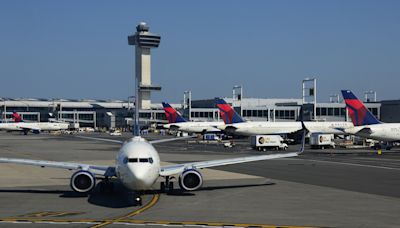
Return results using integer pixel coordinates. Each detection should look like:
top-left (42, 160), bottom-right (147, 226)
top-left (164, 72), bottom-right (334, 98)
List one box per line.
top-left (128, 158), bottom-right (153, 163)
top-left (128, 158), bottom-right (138, 163)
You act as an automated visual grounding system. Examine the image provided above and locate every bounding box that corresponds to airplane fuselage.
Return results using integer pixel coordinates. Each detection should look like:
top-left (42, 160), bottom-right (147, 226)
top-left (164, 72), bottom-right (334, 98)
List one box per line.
top-left (163, 121), bottom-right (225, 133)
top-left (0, 122), bottom-right (69, 132)
top-left (346, 123), bottom-right (400, 142)
top-left (220, 121), bottom-right (353, 136)
top-left (115, 137), bottom-right (160, 190)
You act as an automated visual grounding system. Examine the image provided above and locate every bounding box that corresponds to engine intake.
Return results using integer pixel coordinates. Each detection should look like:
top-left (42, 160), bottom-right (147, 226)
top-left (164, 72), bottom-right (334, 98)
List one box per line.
top-left (179, 169), bottom-right (203, 191)
top-left (70, 171), bottom-right (96, 193)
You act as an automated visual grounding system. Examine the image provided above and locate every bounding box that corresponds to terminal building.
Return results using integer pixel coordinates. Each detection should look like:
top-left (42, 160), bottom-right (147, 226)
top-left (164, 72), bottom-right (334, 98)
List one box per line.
top-left (0, 96), bottom-right (384, 130)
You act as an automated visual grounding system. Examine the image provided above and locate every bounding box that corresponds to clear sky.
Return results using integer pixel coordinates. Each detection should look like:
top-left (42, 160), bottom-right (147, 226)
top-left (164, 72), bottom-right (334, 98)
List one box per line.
top-left (0, 0), bottom-right (399, 102)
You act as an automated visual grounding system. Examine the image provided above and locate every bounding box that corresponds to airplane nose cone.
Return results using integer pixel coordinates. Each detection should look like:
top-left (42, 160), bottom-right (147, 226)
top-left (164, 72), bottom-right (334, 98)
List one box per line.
top-left (129, 165), bottom-right (153, 189)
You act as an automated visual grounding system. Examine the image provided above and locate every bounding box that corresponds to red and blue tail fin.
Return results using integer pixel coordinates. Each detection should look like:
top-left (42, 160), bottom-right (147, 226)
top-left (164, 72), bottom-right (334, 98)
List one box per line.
top-left (12, 112), bottom-right (23, 123)
top-left (162, 102), bottom-right (187, 123)
top-left (341, 90), bottom-right (381, 126)
top-left (215, 98), bottom-right (245, 124)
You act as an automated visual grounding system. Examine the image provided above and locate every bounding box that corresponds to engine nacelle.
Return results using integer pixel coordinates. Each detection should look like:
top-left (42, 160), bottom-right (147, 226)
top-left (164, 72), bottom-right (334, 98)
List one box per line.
top-left (70, 171), bottom-right (96, 193)
top-left (179, 169), bottom-right (203, 191)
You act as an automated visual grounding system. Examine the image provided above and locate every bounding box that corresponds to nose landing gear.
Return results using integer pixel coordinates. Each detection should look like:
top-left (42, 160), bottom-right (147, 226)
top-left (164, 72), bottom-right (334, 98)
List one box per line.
top-left (160, 176), bottom-right (174, 194)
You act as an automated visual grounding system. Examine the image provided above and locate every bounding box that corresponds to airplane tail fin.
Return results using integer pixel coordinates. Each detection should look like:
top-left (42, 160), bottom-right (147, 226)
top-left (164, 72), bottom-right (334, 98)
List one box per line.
top-left (12, 112), bottom-right (23, 123)
top-left (162, 102), bottom-right (187, 123)
top-left (215, 98), bottom-right (245, 124)
top-left (341, 90), bottom-right (381, 126)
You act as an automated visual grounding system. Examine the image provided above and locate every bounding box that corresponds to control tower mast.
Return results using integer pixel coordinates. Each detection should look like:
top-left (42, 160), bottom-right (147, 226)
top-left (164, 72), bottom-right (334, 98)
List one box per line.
top-left (128, 22), bottom-right (161, 110)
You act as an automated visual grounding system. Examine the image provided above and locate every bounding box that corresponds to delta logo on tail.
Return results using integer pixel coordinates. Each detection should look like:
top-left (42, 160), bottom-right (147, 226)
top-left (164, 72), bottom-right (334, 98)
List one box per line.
top-left (341, 90), bottom-right (381, 126)
top-left (214, 98), bottom-right (244, 124)
top-left (161, 102), bottom-right (187, 123)
top-left (12, 112), bottom-right (23, 123)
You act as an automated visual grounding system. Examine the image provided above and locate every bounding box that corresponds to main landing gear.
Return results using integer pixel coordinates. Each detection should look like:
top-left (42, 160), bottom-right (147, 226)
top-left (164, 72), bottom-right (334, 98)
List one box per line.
top-left (160, 176), bottom-right (174, 194)
top-left (99, 178), bottom-right (114, 194)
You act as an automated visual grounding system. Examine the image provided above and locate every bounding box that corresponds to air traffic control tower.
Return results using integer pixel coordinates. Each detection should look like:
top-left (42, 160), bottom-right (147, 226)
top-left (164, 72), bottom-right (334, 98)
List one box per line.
top-left (128, 22), bottom-right (161, 110)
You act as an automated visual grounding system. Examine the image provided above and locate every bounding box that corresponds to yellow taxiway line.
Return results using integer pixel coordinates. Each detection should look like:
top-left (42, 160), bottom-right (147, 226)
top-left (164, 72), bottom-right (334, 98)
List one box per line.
top-left (0, 193), bottom-right (317, 228)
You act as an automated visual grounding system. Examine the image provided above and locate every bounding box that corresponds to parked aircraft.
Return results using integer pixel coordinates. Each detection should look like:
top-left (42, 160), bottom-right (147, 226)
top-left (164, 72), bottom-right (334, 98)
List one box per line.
top-left (215, 98), bottom-right (353, 136)
top-left (0, 123), bottom-right (306, 205)
top-left (162, 102), bottom-right (224, 134)
top-left (342, 90), bottom-right (400, 142)
top-left (0, 112), bottom-right (69, 135)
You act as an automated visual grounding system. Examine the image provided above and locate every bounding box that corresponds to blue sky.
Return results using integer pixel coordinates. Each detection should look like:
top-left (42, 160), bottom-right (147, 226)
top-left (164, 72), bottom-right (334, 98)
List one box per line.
top-left (0, 1), bottom-right (399, 102)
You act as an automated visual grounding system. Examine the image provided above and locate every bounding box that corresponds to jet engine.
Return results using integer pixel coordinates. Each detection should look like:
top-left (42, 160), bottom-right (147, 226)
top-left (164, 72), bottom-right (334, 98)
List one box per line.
top-left (179, 169), bottom-right (203, 191)
top-left (70, 171), bottom-right (96, 193)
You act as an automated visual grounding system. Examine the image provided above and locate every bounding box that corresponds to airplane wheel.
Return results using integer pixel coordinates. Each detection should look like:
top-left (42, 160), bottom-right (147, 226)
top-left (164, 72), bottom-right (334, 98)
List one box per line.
top-left (168, 182), bottom-right (174, 194)
top-left (160, 182), bottom-right (166, 193)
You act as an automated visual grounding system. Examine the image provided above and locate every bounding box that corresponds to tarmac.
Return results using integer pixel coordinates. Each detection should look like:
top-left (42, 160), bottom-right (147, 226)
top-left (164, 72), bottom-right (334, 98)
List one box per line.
top-left (0, 131), bottom-right (399, 228)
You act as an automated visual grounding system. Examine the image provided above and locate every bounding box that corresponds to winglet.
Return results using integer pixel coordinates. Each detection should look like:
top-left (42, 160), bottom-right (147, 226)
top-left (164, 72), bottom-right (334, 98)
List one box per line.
top-left (215, 98), bottom-right (245, 124)
top-left (162, 102), bottom-right (187, 123)
top-left (341, 90), bottom-right (381, 126)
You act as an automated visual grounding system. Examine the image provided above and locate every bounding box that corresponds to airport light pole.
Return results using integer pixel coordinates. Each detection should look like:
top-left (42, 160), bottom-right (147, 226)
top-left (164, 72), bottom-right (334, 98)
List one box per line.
top-left (364, 90), bottom-right (377, 102)
top-left (183, 90), bottom-right (191, 121)
top-left (233, 85), bottom-right (243, 116)
top-left (329, 94), bottom-right (340, 103)
top-left (127, 96), bottom-right (135, 110)
top-left (302, 78), bottom-right (317, 120)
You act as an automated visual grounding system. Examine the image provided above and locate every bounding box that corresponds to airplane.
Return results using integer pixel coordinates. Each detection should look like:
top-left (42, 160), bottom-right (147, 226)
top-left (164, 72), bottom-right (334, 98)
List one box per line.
top-left (162, 102), bottom-right (225, 134)
top-left (0, 112), bottom-right (70, 135)
top-left (0, 116), bottom-right (306, 205)
top-left (341, 90), bottom-right (400, 142)
top-left (215, 98), bottom-right (353, 136)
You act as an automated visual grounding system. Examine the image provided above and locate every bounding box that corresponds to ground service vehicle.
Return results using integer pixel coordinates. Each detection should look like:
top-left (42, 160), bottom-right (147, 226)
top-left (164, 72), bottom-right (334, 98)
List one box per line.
top-left (310, 133), bottom-right (335, 149)
top-left (250, 135), bottom-right (288, 151)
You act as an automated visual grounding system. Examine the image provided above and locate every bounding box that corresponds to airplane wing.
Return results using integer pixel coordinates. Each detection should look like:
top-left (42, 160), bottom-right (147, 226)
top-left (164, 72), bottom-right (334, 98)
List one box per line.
top-left (0, 157), bottom-right (116, 177)
top-left (75, 135), bottom-right (124, 144)
top-left (160, 128), bottom-right (306, 176)
top-left (0, 136), bottom-right (195, 177)
top-left (75, 135), bottom-right (195, 145)
top-left (356, 127), bottom-right (373, 135)
top-left (159, 152), bottom-right (298, 176)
